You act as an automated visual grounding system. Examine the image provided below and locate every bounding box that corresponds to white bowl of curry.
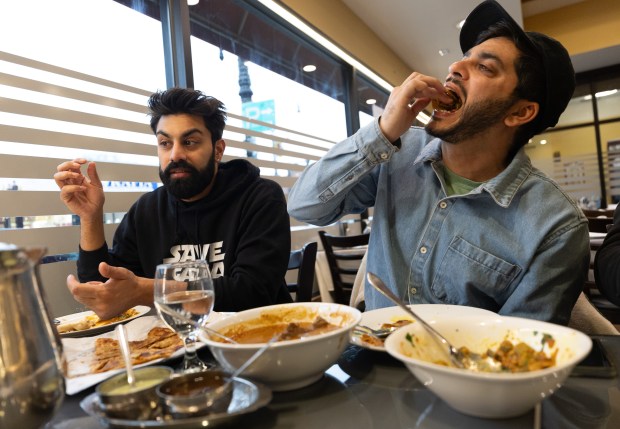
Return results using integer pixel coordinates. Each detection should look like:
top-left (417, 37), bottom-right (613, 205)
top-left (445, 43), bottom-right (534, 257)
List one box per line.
top-left (384, 313), bottom-right (592, 419)
top-left (201, 302), bottom-right (361, 391)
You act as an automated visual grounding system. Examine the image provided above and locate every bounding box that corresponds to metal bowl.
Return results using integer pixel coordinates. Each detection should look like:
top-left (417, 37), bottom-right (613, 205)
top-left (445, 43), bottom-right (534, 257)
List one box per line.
top-left (96, 365), bottom-right (173, 420)
top-left (156, 370), bottom-right (233, 419)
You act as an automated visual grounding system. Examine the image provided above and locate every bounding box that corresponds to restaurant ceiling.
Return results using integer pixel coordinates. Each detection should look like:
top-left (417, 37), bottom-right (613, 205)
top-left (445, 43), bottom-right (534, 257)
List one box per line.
top-left (341, 0), bottom-right (619, 81)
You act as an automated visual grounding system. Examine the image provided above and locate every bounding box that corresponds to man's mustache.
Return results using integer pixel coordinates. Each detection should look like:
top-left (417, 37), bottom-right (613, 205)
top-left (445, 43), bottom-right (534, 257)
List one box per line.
top-left (162, 160), bottom-right (198, 177)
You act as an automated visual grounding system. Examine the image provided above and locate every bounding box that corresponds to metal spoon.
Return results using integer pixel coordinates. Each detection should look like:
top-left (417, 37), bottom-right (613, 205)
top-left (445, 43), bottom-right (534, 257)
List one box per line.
top-left (115, 324), bottom-right (136, 388)
top-left (367, 272), bottom-right (501, 371)
top-left (208, 334), bottom-right (280, 401)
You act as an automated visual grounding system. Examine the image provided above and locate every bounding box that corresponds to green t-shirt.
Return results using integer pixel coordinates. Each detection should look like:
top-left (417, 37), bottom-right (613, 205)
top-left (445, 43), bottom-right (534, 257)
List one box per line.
top-left (440, 163), bottom-right (483, 196)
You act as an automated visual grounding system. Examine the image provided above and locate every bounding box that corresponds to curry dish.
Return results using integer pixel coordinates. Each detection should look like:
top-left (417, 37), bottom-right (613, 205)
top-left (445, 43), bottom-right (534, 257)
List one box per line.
top-left (217, 316), bottom-right (340, 344)
top-left (484, 339), bottom-right (557, 372)
top-left (404, 334), bottom-right (557, 373)
top-left (57, 308), bottom-right (140, 333)
top-left (359, 319), bottom-right (412, 347)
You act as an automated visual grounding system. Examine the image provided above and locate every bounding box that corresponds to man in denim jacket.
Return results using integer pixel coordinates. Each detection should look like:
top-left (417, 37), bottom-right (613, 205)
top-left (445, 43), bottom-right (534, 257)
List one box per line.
top-left (288, 0), bottom-right (589, 325)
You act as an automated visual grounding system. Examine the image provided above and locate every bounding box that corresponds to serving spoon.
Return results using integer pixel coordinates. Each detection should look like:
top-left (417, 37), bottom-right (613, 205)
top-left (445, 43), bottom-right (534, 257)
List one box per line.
top-left (366, 272), bottom-right (502, 372)
top-left (115, 324), bottom-right (136, 388)
top-left (205, 334), bottom-right (280, 404)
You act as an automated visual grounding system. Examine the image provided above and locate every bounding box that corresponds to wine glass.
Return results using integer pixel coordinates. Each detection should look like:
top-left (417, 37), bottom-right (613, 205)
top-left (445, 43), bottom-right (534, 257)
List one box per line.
top-left (154, 260), bottom-right (214, 372)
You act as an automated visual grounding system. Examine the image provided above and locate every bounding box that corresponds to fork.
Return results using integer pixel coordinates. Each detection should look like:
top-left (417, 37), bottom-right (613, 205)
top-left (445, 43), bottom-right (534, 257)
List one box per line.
top-left (353, 324), bottom-right (397, 339)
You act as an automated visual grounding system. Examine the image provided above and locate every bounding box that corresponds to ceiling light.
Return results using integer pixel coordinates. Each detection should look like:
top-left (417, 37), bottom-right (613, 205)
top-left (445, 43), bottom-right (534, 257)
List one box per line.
top-left (540, 139), bottom-right (547, 145)
top-left (302, 64), bottom-right (316, 72)
top-left (366, 99), bottom-right (376, 105)
top-left (187, 0), bottom-right (199, 5)
top-left (583, 89), bottom-right (618, 101)
top-left (438, 49), bottom-right (450, 57)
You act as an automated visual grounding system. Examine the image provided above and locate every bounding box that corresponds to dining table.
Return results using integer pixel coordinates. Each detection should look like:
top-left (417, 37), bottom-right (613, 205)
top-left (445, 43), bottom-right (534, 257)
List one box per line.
top-left (49, 334), bottom-right (620, 429)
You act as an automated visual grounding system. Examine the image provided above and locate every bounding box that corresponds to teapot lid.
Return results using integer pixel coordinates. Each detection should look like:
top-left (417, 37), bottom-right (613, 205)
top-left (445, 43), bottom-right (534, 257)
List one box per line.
top-left (0, 244), bottom-right (46, 270)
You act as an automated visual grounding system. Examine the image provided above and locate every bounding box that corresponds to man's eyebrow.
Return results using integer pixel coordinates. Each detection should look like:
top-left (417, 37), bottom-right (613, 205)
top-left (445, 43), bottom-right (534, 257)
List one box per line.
top-left (156, 128), bottom-right (204, 138)
top-left (466, 49), bottom-right (506, 70)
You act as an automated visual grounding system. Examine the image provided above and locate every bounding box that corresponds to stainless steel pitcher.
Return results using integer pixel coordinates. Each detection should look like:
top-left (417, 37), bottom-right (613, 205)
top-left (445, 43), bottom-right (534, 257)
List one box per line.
top-left (0, 244), bottom-right (66, 429)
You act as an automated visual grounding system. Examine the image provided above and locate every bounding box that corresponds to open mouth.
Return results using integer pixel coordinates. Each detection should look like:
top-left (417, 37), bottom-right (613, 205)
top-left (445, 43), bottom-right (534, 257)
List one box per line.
top-left (432, 89), bottom-right (462, 113)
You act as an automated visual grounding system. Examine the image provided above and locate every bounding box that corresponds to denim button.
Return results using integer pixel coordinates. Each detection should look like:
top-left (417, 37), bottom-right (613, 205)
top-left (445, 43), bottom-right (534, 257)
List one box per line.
top-left (410, 287), bottom-right (417, 294)
top-left (420, 246), bottom-right (427, 254)
top-left (345, 174), bottom-right (354, 181)
top-left (439, 201), bottom-right (447, 209)
top-left (380, 152), bottom-right (388, 159)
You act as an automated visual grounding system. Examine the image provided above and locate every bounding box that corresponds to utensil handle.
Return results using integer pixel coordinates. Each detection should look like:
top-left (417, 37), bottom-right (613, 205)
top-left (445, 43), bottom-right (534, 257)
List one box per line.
top-left (366, 272), bottom-right (462, 366)
top-left (156, 302), bottom-right (238, 344)
top-left (115, 324), bottom-right (135, 386)
top-left (230, 335), bottom-right (278, 379)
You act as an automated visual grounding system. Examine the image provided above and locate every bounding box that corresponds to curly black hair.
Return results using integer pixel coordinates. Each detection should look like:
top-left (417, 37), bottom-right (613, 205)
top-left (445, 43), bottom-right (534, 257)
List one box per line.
top-left (147, 87), bottom-right (227, 144)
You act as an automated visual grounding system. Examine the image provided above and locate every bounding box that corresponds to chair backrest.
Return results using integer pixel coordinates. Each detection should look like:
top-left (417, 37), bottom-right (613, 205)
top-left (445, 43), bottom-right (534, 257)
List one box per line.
top-left (582, 208), bottom-right (614, 218)
top-left (587, 216), bottom-right (614, 233)
top-left (287, 242), bottom-right (318, 302)
top-left (318, 230), bottom-right (369, 305)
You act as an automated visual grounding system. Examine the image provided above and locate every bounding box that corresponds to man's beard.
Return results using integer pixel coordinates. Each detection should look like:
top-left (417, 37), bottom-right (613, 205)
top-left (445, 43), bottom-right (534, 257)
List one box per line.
top-left (426, 94), bottom-right (518, 144)
top-left (159, 153), bottom-right (216, 200)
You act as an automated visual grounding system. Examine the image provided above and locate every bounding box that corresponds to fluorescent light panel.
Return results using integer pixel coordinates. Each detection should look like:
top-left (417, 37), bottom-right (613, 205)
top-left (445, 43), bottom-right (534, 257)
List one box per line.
top-left (257, 1), bottom-right (432, 125)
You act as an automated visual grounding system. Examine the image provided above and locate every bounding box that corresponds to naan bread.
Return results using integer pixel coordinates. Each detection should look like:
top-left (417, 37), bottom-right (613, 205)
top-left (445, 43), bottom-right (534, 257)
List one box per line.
top-left (90, 327), bottom-right (183, 373)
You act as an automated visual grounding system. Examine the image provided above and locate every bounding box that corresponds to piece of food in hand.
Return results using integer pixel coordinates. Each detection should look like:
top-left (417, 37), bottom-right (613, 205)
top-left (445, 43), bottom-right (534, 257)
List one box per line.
top-left (432, 89), bottom-right (462, 112)
top-left (57, 308), bottom-right (140, 333)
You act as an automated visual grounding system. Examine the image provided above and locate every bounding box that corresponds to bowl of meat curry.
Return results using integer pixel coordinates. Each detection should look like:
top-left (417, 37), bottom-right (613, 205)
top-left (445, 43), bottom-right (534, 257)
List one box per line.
top-left (384, 313), bottom-right (592, 419)
top-left (201, 302), bottom-right (361, 391)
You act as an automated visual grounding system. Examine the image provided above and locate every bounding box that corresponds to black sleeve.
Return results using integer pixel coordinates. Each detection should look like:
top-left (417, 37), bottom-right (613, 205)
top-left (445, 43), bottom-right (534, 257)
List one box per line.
top-left (76, 203), bottom-right (145, 282)
top-left (77, 243), bottom-right (110, 282)
top-left (212, 181), bottom-right (292, 312)
top-left (594, 206), bottom-right (620, 306)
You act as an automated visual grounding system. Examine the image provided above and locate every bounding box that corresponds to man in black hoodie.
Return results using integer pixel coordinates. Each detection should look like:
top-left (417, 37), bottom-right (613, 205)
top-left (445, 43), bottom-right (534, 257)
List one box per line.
top-left (54, 88), bottom-right (292, 319)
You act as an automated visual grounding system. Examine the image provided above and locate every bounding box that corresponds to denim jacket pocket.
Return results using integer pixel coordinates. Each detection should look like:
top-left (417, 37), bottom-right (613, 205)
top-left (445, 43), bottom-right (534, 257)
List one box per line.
top-left (430, 236), bottom-right (521, 306)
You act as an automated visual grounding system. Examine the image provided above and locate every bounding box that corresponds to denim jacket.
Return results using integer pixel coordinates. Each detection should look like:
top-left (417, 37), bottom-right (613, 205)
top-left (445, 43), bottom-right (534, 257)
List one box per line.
top-left (288, 119), bottom-right (590, 325)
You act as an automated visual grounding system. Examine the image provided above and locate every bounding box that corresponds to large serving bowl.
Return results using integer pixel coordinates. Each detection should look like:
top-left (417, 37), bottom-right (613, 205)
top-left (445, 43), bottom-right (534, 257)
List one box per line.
top-left (384, 313), bottom-right (592, 419)
top-left (201, 302), bottom-right (361, 391)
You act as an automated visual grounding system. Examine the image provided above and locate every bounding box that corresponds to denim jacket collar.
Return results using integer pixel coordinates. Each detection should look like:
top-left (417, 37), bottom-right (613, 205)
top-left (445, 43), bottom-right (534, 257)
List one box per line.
top-left (414, 139), bottom-right (532, 208)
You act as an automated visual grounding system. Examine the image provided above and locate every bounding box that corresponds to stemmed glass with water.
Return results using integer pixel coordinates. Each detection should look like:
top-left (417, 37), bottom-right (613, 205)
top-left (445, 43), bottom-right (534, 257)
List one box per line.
top-left (154, 260), bottom-right (214, 372)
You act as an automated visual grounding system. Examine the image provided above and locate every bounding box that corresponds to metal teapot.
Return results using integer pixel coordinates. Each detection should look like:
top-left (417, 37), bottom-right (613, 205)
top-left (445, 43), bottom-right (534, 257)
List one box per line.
top-left (0, 244), bottom-right (66, 429)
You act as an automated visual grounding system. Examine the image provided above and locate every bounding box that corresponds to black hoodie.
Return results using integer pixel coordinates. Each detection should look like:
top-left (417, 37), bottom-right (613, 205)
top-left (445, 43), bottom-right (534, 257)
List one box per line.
top-left (78, 159), bottom-right (292, 311)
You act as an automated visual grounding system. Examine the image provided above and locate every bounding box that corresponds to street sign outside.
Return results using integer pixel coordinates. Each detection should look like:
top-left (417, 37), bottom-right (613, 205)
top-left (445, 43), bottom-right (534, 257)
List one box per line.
top-left (242, 99), bottom-right (275, 132)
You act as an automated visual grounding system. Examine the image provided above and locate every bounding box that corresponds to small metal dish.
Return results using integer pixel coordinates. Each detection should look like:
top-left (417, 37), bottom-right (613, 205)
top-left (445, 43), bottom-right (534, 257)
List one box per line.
top-left (96, 365), bottom-right (173, 420)
top-left (156, 370), bottom-right (233, 419)
top-left (81, 377), bottom-right (272, 428)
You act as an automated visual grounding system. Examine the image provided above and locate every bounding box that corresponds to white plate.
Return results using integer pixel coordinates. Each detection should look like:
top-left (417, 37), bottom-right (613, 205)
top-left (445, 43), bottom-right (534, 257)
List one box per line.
top-left (350, 304), bottom-right (497, 352)
top-left (57, 305), bottom-right (151, 338)
top-left (63, 312), bottom-right (231, 395)
top-left (80, 377), bottom-right (272, 428)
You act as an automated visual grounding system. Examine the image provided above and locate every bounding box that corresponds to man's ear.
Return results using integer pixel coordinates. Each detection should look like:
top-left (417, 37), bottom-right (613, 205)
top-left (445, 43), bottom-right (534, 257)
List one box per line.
top-left (505, 100), bottom-right (539, 128)
top-left (215, 139), bottom-right (226, 162)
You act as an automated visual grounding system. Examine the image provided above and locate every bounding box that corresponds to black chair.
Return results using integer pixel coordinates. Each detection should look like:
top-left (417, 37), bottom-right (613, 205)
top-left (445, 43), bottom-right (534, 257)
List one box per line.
top-left (582, 208), bottom-right (615, 218)
top-left (318, 230), bottom-right (369, 305)
top-left (586, 239), bottom-right (620, 325)
top-left (287, 242), bottom-right (318, 302)
top-left (587, 216), bottom-right (614, 233)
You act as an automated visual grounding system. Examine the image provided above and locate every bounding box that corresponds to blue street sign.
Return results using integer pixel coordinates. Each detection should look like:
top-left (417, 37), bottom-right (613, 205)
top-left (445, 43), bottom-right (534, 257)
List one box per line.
top-left (242, 100), bottom-right (275, 132)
